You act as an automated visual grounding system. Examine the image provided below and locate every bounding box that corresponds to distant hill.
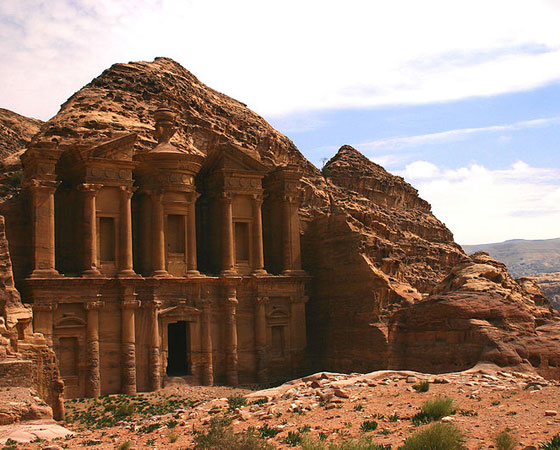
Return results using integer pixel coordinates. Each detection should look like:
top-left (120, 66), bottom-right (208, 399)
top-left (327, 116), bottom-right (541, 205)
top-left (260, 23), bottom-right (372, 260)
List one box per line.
top-left (462, 238), bottom-right (560, 277)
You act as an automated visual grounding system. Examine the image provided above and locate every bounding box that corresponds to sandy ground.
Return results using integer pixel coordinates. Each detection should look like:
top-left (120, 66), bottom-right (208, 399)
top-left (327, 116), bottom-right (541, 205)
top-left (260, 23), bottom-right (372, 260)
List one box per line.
top-left (2, 365), bottom-right (559, 449)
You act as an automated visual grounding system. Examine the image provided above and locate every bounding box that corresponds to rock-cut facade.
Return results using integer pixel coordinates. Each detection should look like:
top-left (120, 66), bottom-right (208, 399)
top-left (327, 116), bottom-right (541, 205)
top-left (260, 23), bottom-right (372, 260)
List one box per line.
top-left (21, 107), bottom-right (308, 398)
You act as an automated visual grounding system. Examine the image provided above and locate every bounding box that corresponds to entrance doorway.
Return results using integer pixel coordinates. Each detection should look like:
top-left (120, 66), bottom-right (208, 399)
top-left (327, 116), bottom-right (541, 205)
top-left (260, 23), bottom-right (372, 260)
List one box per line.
top-left (167, 321), bottom-right (190, 376)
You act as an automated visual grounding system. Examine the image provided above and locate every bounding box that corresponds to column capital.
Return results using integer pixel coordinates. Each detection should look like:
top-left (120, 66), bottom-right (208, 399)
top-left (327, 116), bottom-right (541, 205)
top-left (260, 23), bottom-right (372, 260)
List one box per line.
top-left (255, 296), bottom-right (269, 306)
top-left (146, 189), bottom-right (165, 200)
top-left (24, 178), bottom-right (60, 192)
top-left (121, 300), bottom-right (141, 310)
top-left (251, 193), bottom-right (264, 204)
top-left (186, 191), bottom-right (201, 203)
top-left (33, 302), bottom-right (58, 312)
top-left (84, 300), bottom-right (104, 311)
top-left (119, 185), bottom-right (137, 199)
top-left (77, 183), bottom-right (103, 195)
top-left (220, 191), bottom-right (233, 202)
top-left (143, 300), bottom-right (162, 310)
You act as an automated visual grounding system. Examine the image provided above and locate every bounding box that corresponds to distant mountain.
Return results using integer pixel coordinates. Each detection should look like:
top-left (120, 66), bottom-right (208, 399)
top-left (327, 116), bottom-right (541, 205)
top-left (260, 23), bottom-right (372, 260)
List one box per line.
top-left (0, 108), bottom-right (43, 160)
top-left (462, 238), bottom-right (560, 277)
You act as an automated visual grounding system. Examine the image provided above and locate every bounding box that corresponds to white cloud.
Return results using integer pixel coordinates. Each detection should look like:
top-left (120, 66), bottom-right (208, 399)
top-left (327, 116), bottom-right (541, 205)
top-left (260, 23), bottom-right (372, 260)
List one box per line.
top-left (400, 161), bottom-right (560, 244)
top-left (359, 116), bottom-right (560, 151)
top-left (2, 0), bottom-right (560, 119)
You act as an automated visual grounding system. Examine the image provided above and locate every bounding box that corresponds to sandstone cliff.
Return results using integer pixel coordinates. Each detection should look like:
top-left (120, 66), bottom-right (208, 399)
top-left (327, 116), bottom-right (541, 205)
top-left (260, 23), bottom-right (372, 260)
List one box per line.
top-left (3, 57), bottom-right (557, 379)
top-left (389, 252), bottom-right (560, 379)
top-left (11, 57), bottom-right (466, 373)
top-left (0, 108), bottom-right (42, 161)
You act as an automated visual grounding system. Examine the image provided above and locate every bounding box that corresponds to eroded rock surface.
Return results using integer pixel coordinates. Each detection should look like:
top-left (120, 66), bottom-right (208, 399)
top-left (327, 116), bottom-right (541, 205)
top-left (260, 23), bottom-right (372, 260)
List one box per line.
top-left (530, 272), bottom-right (560, 313)
top-left (0, 108), bottom-right (42, 161)
top-left (389, 252), bottom-right (560, 379)
top-left (4, 58), bottom-right (465, 374)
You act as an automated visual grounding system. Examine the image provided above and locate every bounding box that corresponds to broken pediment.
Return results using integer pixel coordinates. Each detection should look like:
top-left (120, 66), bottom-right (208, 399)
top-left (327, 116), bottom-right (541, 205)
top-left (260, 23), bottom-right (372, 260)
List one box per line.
top-left (201, 143), bottom-right (268, 176)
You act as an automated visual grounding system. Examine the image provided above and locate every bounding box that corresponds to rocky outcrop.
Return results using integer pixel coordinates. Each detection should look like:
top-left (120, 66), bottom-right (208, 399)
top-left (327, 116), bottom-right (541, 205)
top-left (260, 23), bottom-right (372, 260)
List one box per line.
top-left (304, 146), bottom-right (465, 372)
top-left (389, 252), bottom-right (560, 379)
top-left (3, 58), bottom-right (466, 374)
top-left (0, 215), bottom-right (63, 421)
top-left (0, 108), bottom-right (42, 161)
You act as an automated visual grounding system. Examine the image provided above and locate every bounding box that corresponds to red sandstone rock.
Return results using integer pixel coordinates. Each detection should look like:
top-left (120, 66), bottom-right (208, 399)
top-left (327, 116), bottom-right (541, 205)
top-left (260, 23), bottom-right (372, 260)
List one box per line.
top-left (389, 252), bottom-right (560, 379)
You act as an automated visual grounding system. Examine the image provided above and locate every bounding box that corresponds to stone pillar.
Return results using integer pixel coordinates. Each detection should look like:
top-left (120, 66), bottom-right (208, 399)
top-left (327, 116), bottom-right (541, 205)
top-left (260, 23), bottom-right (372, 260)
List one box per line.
top-left (146, 300), bottom-right (162, 391)
top-left (79, 184), bottom-right (102, 277)
top-left (118, 186), bottom-right (136, 277)
top-left (200, 299), bottom-right (213, 386)
top-left (28, 180), bottom-right (60, 278)
top-left (186, 193), bottom-right (200, 275)
top-left (85, 300), bottom-right (103, 398)
top-left (150, 192), bottom-right (170, 277)
top-left (32, 302), bottom-right (57, 345)
top-left (224, 285), bottom-right (238, 385)
top-left (254, 296), bottom-right (268, 383)
top-left (281, 194), bottom-right (302, 274)
top-left (220, 193), bottom-right (236, 275)
top-left (251, 195), bottom-right (266, 274)
top-left (120, 298), bottom-right (140, 394)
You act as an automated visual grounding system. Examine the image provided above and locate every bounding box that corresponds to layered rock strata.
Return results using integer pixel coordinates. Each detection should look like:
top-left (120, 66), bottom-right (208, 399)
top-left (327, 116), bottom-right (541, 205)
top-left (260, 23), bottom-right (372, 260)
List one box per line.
top-left (389, 252), bottom-right (560, 379)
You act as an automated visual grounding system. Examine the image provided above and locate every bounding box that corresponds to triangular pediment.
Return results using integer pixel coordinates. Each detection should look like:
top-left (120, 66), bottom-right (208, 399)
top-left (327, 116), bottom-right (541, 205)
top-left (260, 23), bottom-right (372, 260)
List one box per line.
top-left (86, 133), bottom-right (137, 161)
top-left (202, 143), bottom-right (268, 175)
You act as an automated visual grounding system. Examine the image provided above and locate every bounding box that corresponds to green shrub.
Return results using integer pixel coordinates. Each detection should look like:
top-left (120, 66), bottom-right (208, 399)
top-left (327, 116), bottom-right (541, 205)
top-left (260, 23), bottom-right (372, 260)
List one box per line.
top-left (494, 430), bottom-right (517, 450)
top-left (227, 394), bottom-right (247, 411)
top-left (301, 435), bottom-right (392, 449)
top-left (193, 416), bottom-right (273, 449)
top-left (412, 396), bottom-right (455, 425)
top-left (399, 423), bottom-right (465, 450)
top-left (119, 441), bottom-right (132, 450)
top-left (360, 420), bottom-right (378, 432)
top-left (258, 423), bottom-right (281, 439)
top-left (285, 431), bottom-right (304, 447)
top-left (412, 381), bottom-right (430, 393)
top-left (541, 434), bottom-right (560, 450)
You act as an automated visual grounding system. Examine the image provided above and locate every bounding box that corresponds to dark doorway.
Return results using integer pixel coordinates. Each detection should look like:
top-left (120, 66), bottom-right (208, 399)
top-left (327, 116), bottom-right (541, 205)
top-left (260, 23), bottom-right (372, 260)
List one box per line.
top-left (167, 321), bottom-right (190, 376)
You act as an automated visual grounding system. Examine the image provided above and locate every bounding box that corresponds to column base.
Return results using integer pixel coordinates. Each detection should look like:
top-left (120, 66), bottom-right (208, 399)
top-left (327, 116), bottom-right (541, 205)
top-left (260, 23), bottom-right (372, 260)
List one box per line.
top-left (150, 270), bottom-right (172, 278)
top-left (29, 269), bottom-right (61, 279)
top-left (82, 268), bottom-right (102, 278)
top-left (220, 269), bottom-right (238, 276)
top-left (186, 269), bottom-right (202, 277)
top-left (282, 269), bottom-right (307, 276)
top-left (116, 270), bottom-right (141, 279)
top-left (251, 269), bottom-right (268, 276)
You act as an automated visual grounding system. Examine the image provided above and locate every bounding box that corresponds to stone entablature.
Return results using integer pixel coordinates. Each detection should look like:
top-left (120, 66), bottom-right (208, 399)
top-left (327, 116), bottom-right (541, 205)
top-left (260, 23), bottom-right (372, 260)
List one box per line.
top-left (20, 108), bottom-right (310, 398)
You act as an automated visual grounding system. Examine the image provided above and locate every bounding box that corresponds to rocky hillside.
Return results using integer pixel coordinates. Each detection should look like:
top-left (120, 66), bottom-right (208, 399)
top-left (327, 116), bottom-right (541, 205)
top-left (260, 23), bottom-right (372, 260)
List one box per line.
top-left (390, 252), bottom-right (560, 380)
top-left (0, 108), bottom-right (42, 161)
top-left (5, 57), bottom-right (466, 373)
top-left (462, 238), bottom-right (560, 277)
top-left (5, 57), bottom-right (558, 379)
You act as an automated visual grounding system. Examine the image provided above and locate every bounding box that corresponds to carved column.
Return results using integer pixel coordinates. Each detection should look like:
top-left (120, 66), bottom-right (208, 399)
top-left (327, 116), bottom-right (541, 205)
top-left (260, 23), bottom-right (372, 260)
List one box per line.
top-left (200, 298), bottom-right (213, 386)
top-left (121, 298), bottom-right (140, 394)
top-left (254, 296), bottom-right (268, 383)
top-left (118, 186), bottom-right (136, 277)
top-left (150, 192), bottom-right (169, 277)
top-left (186, 192), bottom-right (200, 275)
top-left (281, 194), bottom-right (302, 274)
top-left (224, 285), bottom-right (238, 385)
top-left (85, 300), bottom-right (103, 397)
top-left (220, 193), bottom-right (236, 275)
top-left (146, 300), bottom-right (162, 391)
top-left (78, 184), bottom-right (102, 277)
top-left (28, 180), bottom-right (60, 278)
top-left (32, 302), bottom-right (57, 345)
top-left (251, 194), bottom-right (266, 274)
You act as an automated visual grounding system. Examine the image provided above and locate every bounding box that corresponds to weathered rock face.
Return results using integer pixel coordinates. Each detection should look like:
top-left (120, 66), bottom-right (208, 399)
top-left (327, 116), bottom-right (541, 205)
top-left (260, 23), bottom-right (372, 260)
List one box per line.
top-left (389, 252), bottom-right (560, 379)
top-left (0, 215), bottom-right (63, 420)
top-left (0, 108), bottom-right (42, 161)
top-left (7, 57), bottom-right (554, 381)
top-left (304, 146), bottom-right (465, 372)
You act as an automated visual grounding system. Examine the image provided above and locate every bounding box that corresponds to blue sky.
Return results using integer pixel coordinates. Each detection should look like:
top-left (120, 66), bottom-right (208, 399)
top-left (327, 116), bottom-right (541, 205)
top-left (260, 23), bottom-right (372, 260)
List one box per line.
top-left (2, 0), bottom-right (560, 244)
